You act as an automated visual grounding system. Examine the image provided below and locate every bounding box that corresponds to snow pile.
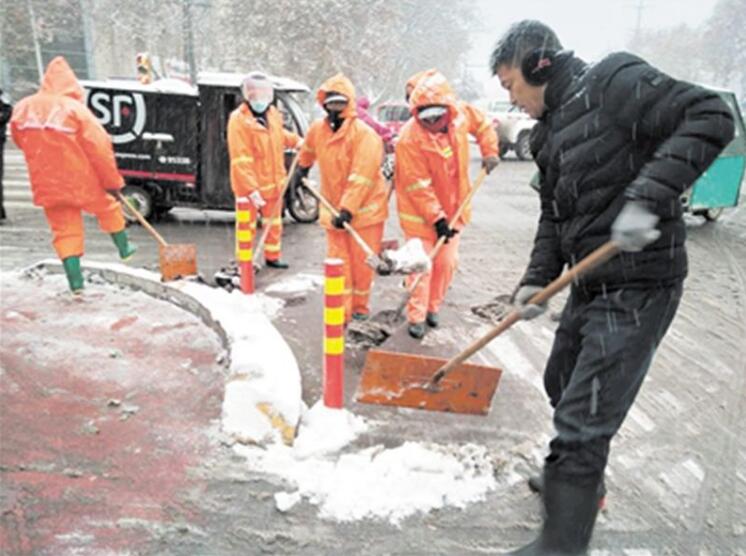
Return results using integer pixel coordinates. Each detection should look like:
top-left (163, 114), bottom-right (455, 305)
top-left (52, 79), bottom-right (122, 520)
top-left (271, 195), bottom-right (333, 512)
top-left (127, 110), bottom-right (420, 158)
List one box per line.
top-left (292, 401), bottom-right (369, 458)
top-left (380, 238), bottom-right (431, 275)
top-left (129, 267), bottom-right (302, 445)
top-left (264, 273), bottom-right (324, 295)
top-left (234, 402), bottom-right (497, 525)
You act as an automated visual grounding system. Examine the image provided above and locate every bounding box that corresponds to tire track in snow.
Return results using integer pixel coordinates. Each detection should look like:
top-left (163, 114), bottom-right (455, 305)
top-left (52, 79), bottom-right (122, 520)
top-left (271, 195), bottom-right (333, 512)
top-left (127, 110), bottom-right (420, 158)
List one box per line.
top-left (689, 224), bottom-right (746, 547)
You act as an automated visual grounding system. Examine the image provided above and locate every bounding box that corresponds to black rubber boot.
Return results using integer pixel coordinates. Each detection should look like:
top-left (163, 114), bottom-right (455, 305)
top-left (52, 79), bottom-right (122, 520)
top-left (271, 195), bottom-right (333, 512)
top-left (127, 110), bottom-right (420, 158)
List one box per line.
top-left (426, 311), bottom-right (439, 328)
top-left (508, 474), bottom-right (600, 555)
top-left (528, 474), bottom-right (607, 510)
top-left (408, 322), bottom-right (426, 339)
top-left (265, 259), bottom-right (289, 269)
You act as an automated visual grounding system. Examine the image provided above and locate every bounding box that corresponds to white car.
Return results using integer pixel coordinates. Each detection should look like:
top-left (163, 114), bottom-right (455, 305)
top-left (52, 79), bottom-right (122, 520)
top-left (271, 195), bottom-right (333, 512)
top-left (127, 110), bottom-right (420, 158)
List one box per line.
top-left (484, 100), bottom-right (537, 160)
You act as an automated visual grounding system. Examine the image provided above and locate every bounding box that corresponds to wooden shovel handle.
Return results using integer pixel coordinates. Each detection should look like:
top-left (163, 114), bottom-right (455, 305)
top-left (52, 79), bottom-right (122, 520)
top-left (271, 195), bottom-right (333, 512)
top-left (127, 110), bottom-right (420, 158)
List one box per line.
top-left (114, 190), bottom-right (168, 248)
top-left (302, 179), bottom-right (378, 259)
top-left (430, 241), bottom-right (621, 384)
top-left (408, 168), bottom-right (489, 293)
top-left (255, 152), bottom-right (301, 257)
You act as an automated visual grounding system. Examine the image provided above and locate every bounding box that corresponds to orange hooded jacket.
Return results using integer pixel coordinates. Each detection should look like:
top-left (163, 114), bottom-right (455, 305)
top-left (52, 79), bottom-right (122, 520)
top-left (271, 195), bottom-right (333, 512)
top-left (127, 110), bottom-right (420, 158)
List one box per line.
top-left (227, 103), bottom-right (301, 200)
top-left (10, 57), bottom-right (123, 208)
top-left (394, 70), bottom-right (498, 241)
top-left (405, 70), bottom-right (429, 100)
top-left (297, 73), bottom-right (388, 229)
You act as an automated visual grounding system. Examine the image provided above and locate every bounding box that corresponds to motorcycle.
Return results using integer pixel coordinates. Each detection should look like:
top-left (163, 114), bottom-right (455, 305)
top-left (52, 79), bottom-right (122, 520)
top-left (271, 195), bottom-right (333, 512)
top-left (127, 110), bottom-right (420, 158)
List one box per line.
top-left (284, 170), bottom-right (319, 223)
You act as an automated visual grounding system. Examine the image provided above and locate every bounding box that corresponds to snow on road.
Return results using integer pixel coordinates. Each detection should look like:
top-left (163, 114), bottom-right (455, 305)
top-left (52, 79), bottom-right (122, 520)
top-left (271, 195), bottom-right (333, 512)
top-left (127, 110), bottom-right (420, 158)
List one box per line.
top-left (4, 264), bottom-right (502, 527)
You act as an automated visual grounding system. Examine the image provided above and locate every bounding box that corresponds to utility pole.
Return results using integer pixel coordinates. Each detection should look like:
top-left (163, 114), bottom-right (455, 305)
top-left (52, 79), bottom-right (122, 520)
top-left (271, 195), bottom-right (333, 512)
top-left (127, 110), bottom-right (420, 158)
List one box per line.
top-left (25, 0), bottom-right (44, 82)
top-left (182, 0), bottom-right (196, 84)
top-left (633, 0), bottom-right (645, 43)
top-left (80, 0), bottom-right (95, 79)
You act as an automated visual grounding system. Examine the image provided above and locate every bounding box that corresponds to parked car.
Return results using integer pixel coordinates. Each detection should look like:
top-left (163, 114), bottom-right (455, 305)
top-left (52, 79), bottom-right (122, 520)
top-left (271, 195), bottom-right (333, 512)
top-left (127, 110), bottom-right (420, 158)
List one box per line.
top-left (377, 101), bottom-right (411, 136)
top-left (81, 73), bottom-right (318, 222)
top-left (484, 100), bottom-right (536, 160)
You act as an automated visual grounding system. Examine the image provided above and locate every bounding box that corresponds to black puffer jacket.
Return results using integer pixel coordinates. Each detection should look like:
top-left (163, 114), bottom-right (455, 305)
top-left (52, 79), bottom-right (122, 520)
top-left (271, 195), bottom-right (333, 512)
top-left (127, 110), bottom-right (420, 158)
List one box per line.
top-left (521, 52), bottom-right (735, 291)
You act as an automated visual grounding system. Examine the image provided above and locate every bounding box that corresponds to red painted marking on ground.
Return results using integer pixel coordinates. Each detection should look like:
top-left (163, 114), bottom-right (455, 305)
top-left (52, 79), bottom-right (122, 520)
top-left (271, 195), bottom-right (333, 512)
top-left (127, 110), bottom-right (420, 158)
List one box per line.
top-left (110, 315), bottom-right (139, 331)
top-left (0, 281), bottom-right (225, 554)
top-left (149, 321), bottom-right (198, 334)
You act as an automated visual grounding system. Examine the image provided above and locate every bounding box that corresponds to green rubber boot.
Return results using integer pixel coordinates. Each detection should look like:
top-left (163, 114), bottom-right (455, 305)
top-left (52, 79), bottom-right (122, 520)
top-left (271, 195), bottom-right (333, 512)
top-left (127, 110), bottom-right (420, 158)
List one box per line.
top-left (62, 256), bottom-right (84, 294)
top-left (111, 230), bottom-right (137, 261)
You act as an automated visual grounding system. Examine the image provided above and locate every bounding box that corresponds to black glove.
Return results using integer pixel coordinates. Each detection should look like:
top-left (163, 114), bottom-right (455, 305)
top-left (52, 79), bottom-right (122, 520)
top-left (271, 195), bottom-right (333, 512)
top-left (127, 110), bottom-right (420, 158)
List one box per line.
top-left (333, 209), bottom-right (353, 229)
top-left (434, 217), bottom-right (458, 243)
top-left (482, 155), bottom-right (499, 175)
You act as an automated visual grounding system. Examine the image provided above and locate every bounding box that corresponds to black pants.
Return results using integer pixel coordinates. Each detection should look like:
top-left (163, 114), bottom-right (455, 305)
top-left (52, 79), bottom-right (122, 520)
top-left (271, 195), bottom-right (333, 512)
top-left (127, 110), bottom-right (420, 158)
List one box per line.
top-left (543, 283), bottom-right (683, 484)
top-left (0, 139), bottom-right (5, 219)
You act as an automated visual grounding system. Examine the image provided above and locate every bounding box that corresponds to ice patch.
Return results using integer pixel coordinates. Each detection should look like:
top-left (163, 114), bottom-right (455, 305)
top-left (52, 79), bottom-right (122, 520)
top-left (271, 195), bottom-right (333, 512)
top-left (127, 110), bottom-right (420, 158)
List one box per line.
top-left (264, 273), bottom-right (324, 294)
top-left (274, 490), bottom-right (302, 512)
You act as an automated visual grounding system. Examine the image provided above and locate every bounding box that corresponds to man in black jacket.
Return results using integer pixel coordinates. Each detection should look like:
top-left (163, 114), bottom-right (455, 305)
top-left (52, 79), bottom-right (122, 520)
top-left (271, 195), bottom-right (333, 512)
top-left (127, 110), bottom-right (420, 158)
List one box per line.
top-left (489, 21), bottom-right (735, 555)
top-left (0, 90), bottom-right (12, 221)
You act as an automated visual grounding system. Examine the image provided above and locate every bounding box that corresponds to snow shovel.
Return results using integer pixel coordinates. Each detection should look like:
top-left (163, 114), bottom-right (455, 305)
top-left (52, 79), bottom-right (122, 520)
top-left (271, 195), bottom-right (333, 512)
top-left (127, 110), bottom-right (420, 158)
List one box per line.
top-left (302, 179), bottom-right (422, 276)
top-left (356, 241), bottom-right (621, 415)
top-left (253, 152), bottom-right (300, 271)
top-left (115, 191), bottom-right (198, 282)
top-left (392, 168), bottom-right (488, 320)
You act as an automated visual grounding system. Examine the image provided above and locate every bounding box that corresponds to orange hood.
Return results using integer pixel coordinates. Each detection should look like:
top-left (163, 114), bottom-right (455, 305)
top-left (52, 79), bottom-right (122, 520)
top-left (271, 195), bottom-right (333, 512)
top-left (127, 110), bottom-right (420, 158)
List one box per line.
top-left (40, 56), bottom-right (84, 102)
top-left (408, 69), bottom-right (459, 120)
top-left (405, 69), bottom-right (431, 98)
top-left (316, 73), bottom-right (357, 119)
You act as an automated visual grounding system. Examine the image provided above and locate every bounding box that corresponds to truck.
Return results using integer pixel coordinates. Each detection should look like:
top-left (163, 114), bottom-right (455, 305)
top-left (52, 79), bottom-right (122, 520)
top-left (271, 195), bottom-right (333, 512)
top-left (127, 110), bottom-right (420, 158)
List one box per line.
top-left (81, 73), bottom-right (318, 222)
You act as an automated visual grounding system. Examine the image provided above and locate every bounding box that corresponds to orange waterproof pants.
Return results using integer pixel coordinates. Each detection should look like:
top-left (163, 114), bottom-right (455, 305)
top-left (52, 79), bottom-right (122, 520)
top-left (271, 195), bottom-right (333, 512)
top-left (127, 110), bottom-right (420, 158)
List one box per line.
top-left (260, 198), bottom-right (284, 262)
top-left (326, 223), bottom-right (384, 320)
top-left (43, 194), bottom-right (125, 259)
top-left (405, 235), bottom-right (460, 324)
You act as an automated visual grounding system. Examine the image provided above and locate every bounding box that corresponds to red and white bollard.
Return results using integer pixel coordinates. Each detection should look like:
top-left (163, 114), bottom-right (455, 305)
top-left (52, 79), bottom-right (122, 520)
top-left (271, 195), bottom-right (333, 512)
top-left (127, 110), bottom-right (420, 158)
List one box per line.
top-left (235, 198), bottom-right (255, 294)
top-left (323, 258), bottom-right (345, 408)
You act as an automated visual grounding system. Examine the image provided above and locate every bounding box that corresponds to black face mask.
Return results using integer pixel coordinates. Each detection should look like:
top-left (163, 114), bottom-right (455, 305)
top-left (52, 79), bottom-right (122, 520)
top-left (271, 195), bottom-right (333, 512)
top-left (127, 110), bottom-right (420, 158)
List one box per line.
top-left (326, 109), bottom-right (344, 132)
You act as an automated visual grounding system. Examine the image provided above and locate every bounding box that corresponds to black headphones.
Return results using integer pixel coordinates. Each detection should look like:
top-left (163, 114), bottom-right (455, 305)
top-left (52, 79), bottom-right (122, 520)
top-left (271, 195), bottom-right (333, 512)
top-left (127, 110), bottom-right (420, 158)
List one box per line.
top-left (521, 48), bottom-right (560, 86)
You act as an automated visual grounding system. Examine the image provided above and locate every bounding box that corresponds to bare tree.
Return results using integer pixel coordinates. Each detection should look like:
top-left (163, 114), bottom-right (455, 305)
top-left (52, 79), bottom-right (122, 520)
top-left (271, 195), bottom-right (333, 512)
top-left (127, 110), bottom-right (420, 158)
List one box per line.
top-left (628, 0), bottom-right (746, 98)
top-left (5, 0), bottom-right (477, 104)
top-left (703, 0), bottom-right (746, 97)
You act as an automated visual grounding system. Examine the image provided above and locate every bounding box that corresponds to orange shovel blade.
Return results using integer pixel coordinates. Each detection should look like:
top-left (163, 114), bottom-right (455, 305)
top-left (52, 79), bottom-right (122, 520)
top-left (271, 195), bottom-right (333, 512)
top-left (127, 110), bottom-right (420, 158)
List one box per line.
top-left (355, 349), bottom-right (502, 415)
top-left (159, 244), bottom-right (198, 282)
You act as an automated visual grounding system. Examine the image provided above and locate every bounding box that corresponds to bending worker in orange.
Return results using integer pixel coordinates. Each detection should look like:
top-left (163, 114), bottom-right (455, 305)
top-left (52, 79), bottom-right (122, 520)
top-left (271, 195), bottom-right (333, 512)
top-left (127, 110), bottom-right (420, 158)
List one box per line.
top-left (296, 73), bottom-right (388, 322)
top-left (227, 71), bottom-right (301, 268)
top-left (10, 56), bottom-right (136, 294)
top-left (395, 70), bottom-right (499, 339)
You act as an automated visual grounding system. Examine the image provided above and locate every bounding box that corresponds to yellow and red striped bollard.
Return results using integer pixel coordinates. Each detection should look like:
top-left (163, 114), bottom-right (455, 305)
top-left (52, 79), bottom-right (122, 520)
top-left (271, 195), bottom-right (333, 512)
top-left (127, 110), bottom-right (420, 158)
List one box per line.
top-left (235, 197), bottom-right (255, 294)
top-left (323, 258), bottom-right (345, 408)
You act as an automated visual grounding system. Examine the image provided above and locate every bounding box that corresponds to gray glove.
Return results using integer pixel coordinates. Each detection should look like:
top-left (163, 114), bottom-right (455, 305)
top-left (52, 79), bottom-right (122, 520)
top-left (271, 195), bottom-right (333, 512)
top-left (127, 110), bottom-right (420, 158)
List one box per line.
top-left (611, 201), bottom-right (661, 252)
top-left (514, 285), bottom-right (546, 320)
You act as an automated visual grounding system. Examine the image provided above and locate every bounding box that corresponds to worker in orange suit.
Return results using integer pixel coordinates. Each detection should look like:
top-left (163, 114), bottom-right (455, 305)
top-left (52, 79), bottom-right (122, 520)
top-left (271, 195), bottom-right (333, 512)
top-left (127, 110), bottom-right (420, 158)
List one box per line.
top-left (10, 56), bottom-right (136, 295)
top-left (296, 73), bottom-right (388, 322)
top-left (395, 69), bottom-right (499, 339)
top-left (227, 71), bottom-right (301, 269)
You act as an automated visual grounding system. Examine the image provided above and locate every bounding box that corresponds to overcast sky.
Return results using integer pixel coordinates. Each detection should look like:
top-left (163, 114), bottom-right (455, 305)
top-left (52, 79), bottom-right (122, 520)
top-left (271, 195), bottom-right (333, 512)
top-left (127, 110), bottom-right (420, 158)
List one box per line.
top-left (471, 0), bottom-right (719, 98)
